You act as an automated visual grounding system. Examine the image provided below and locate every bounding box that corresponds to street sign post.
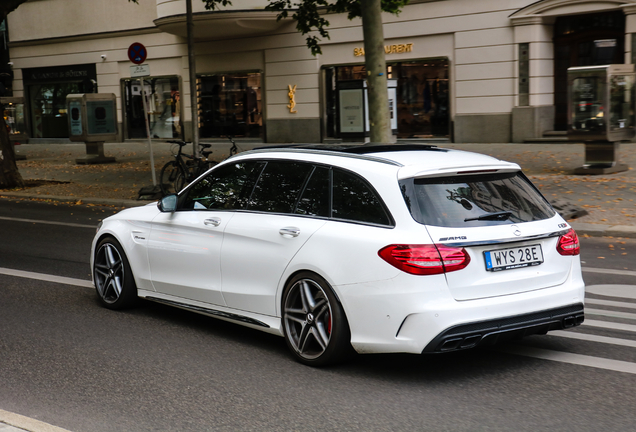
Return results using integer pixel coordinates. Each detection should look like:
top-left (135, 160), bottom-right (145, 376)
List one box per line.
top-left (130, 64), bottom-right (150, 78)
top-left (128, 43), bottom-right (159, 196)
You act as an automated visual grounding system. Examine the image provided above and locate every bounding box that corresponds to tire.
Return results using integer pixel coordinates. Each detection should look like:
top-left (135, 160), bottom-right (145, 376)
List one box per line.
top-left (93, 237), bottom-right (138, 310)
top-left (282, 272), bottom-right (352, 366)
top-left (159, 161), bottom-right (186, 195)
top-left (174, 170), bottom-right (187, 193)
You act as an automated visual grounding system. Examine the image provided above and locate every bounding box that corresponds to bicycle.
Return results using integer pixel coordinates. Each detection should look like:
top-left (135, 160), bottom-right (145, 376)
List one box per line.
top-left (159, 140), bottom-right (216, 195)
top-left (227, 135), bottom-right (239, 158)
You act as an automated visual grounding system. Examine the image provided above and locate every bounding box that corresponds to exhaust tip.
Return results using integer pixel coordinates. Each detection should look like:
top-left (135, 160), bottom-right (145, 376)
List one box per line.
top-left (563, 314), bottom-right (584, 328)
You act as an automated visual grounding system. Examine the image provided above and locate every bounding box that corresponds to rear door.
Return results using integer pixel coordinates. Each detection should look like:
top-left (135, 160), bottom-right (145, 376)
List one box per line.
top-left (220, 160), bottom-right (326, 316)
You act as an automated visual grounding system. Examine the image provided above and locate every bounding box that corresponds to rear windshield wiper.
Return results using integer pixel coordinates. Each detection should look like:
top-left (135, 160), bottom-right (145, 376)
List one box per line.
top-left (464, 211), bottom-right (513, 222)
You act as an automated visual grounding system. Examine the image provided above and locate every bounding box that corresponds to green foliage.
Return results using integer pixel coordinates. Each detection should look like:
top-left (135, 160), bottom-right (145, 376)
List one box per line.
top-left (201, 0), bottom-right (409, 55)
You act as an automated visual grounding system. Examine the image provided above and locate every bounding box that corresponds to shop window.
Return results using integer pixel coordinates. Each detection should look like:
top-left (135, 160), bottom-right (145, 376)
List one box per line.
top-left (123, 77), bottom-right (180, 139)
top-left (2, 98), bottom-right (26, 143)
top-left (325, 59), bottom-right (449, 139)
top-left (23, 64), bottom-right (97, 139)
top-left (394, 61), bottom-right (449, 138)
top-left (29, 82), bottom-right (87, 138)
top-left (198, 72), bottom-right (262, 139)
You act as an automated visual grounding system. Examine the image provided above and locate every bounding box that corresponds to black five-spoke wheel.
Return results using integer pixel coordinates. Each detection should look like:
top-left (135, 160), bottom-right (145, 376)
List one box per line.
top-left (93, 237), bottom-right (137, 310)
top-left (282, 272), bottom-right (351, 366)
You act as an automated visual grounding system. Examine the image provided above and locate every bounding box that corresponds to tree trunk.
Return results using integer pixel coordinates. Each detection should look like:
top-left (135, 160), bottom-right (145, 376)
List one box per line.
top-left (0, 1), bottom-right (29, 188)
top-left (361, 0), bottom-right (392, 144)
top-left (0, 108), bottom-right (24, 188)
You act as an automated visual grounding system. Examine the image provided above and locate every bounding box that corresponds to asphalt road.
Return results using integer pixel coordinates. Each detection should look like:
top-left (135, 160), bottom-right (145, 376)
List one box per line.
top-left (0, 199), bottom-right (635, 432)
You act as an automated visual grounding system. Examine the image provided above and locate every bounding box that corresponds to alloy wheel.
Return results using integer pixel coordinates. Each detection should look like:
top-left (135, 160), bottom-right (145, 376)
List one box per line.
top-left (94, 242), bottom-right (125, 304)
top-left (283, 278), bottom-right (333, 360)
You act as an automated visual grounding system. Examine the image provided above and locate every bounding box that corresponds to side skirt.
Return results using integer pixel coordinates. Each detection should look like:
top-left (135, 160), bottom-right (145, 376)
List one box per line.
top-left (138, 290), bottom-right (283, 336)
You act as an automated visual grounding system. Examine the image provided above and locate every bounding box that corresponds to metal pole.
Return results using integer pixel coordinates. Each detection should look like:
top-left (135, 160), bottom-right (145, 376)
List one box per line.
top-left (140, 78), bottom-right (157, 186)
top-left (186, 0), bottom-right (199, 157)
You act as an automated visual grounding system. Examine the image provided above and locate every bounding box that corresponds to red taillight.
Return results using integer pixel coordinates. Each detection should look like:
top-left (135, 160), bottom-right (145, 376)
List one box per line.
top-left (557, 228), bottom-right (580, 256)
top-left (378, 244), bottom-right (471, 275)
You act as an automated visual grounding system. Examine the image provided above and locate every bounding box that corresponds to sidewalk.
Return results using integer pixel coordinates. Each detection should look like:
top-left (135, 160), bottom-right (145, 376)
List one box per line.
top-left (2, 140), bottom-right (636, 238)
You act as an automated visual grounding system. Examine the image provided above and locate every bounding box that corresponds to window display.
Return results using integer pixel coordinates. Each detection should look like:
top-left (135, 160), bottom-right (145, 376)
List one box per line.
top-left (29, 82), bottom-right (86, 138)
top-left (325, 59), bottom-right (449, 139)
top-left (394, 61), bottom-right (449, 138)
top-left (197, 73), bottom-right (262, 138)
top-left (23, 64), bottom-right (97, 139)
top-left (123, 77), bottom-right (180, 139)
top-left (2, 99), bottom-right (26, 138)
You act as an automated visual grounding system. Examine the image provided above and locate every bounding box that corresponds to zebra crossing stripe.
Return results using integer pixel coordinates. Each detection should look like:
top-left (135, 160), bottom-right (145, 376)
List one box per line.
top-left (585, 308), bottom-right (636, 321)
top-left (551, 330), bottom-right (636, 348)
top-left (497, 345), bottom-right (636, 375)
top-left (581, 319), bottom-right (636, 333)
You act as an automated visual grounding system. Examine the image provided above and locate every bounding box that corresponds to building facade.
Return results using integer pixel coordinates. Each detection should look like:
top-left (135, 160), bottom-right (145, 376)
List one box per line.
top-left (7, 0), bottom-right (636, 143)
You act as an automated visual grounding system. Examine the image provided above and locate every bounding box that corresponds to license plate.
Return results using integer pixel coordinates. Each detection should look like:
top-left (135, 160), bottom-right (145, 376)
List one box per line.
top-left (484, 244), bottom-right (543, 272)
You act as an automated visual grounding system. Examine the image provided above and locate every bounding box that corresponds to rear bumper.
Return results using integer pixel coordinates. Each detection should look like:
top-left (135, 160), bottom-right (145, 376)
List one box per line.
top-left (422, 303), bottom-right (584, 353)
top-left (339, 260), bottom-right (585, 355)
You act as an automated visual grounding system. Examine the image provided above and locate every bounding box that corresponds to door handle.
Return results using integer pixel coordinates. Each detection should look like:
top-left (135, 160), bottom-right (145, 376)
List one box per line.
top-left (279, 227), bottom-right (300, 237)
top-left (204, 217), bottom-right (221, 227)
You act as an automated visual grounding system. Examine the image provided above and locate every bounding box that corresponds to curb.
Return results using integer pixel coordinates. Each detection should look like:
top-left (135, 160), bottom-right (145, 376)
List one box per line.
top-left (0, 192), bottom-right (148, 208)
top-left (570, 222), bottom-right (636, 239)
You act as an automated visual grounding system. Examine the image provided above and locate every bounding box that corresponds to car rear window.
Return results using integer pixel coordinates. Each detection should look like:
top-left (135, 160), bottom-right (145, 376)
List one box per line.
top-left (400, 172), bottom-right (555, 227)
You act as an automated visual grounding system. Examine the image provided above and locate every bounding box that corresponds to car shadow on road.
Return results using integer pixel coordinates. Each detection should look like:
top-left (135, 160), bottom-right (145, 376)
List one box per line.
top-left (112, 297), bottom-right (542, 382)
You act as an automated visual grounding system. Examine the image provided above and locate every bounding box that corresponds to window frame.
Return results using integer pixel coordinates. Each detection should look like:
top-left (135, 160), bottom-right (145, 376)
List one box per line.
top-left (176, 157), bottom-right (396, 228)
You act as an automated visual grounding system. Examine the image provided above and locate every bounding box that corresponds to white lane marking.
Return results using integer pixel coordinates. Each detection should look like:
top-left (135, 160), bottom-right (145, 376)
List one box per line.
top-left (586, 308), bottom-right (636, 321)
top-left (497, 345), bottom-right (636, 375)
top-left (586, 284), bottom-right (636, 300)
top-left (0, 215), bottom-right (96, 229)
top-left (583, 267), bottom-right (636, 277)
top-left (586, 297), bottom-right (636, 310)
top-left (0, 408), bottom-right (72, 432)
top-left (584, 319), bottom-right (636, 333)
top-left (551, 330), bottom-right (636, 348)
top-left (0, 267), bottom-right (92, 288)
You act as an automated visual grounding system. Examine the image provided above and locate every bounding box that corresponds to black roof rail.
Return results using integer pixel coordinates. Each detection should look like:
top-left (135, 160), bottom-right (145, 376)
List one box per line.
top-left (253, 143), bottom-right (447, 154)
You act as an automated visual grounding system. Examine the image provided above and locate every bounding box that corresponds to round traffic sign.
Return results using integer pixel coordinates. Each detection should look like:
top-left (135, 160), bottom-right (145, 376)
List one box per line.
top-left (128, 42), bottom-right (147, 65)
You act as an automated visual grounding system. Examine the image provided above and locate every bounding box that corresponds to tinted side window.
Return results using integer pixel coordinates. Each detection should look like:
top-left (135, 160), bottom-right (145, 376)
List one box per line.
top-left (248, 161), bottom-right (313, 214)
top-left (332, 168), bottom-right (391, 226)
top-left (295, 166), bottom-right (330, 218)
top-left (181, 161), bottom-right (263, 210)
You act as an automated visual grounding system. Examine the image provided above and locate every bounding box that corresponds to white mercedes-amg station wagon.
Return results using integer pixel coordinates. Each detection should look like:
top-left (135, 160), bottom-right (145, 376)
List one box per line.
top-left (91, 144), bottom-right (585, 366)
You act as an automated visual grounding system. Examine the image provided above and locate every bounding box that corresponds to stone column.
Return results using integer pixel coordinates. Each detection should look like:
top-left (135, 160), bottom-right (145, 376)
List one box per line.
top-left (510, 16), bottom-right (555, 142)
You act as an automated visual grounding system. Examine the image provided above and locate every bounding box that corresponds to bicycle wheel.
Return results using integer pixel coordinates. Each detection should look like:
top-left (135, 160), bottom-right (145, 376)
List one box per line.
top-left (174, 169), bottom-right (188, 193)
top-left (159, 161), bottom-right (186, 195)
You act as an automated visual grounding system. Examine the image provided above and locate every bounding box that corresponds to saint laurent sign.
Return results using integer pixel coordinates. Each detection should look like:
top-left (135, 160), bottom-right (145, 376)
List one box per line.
top-left (354, 43), bottom-right (414, 57)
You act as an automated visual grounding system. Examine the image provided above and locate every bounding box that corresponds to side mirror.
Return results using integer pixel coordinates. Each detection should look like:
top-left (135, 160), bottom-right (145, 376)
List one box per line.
top-left (158, 194), bottom-right (178, 212)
